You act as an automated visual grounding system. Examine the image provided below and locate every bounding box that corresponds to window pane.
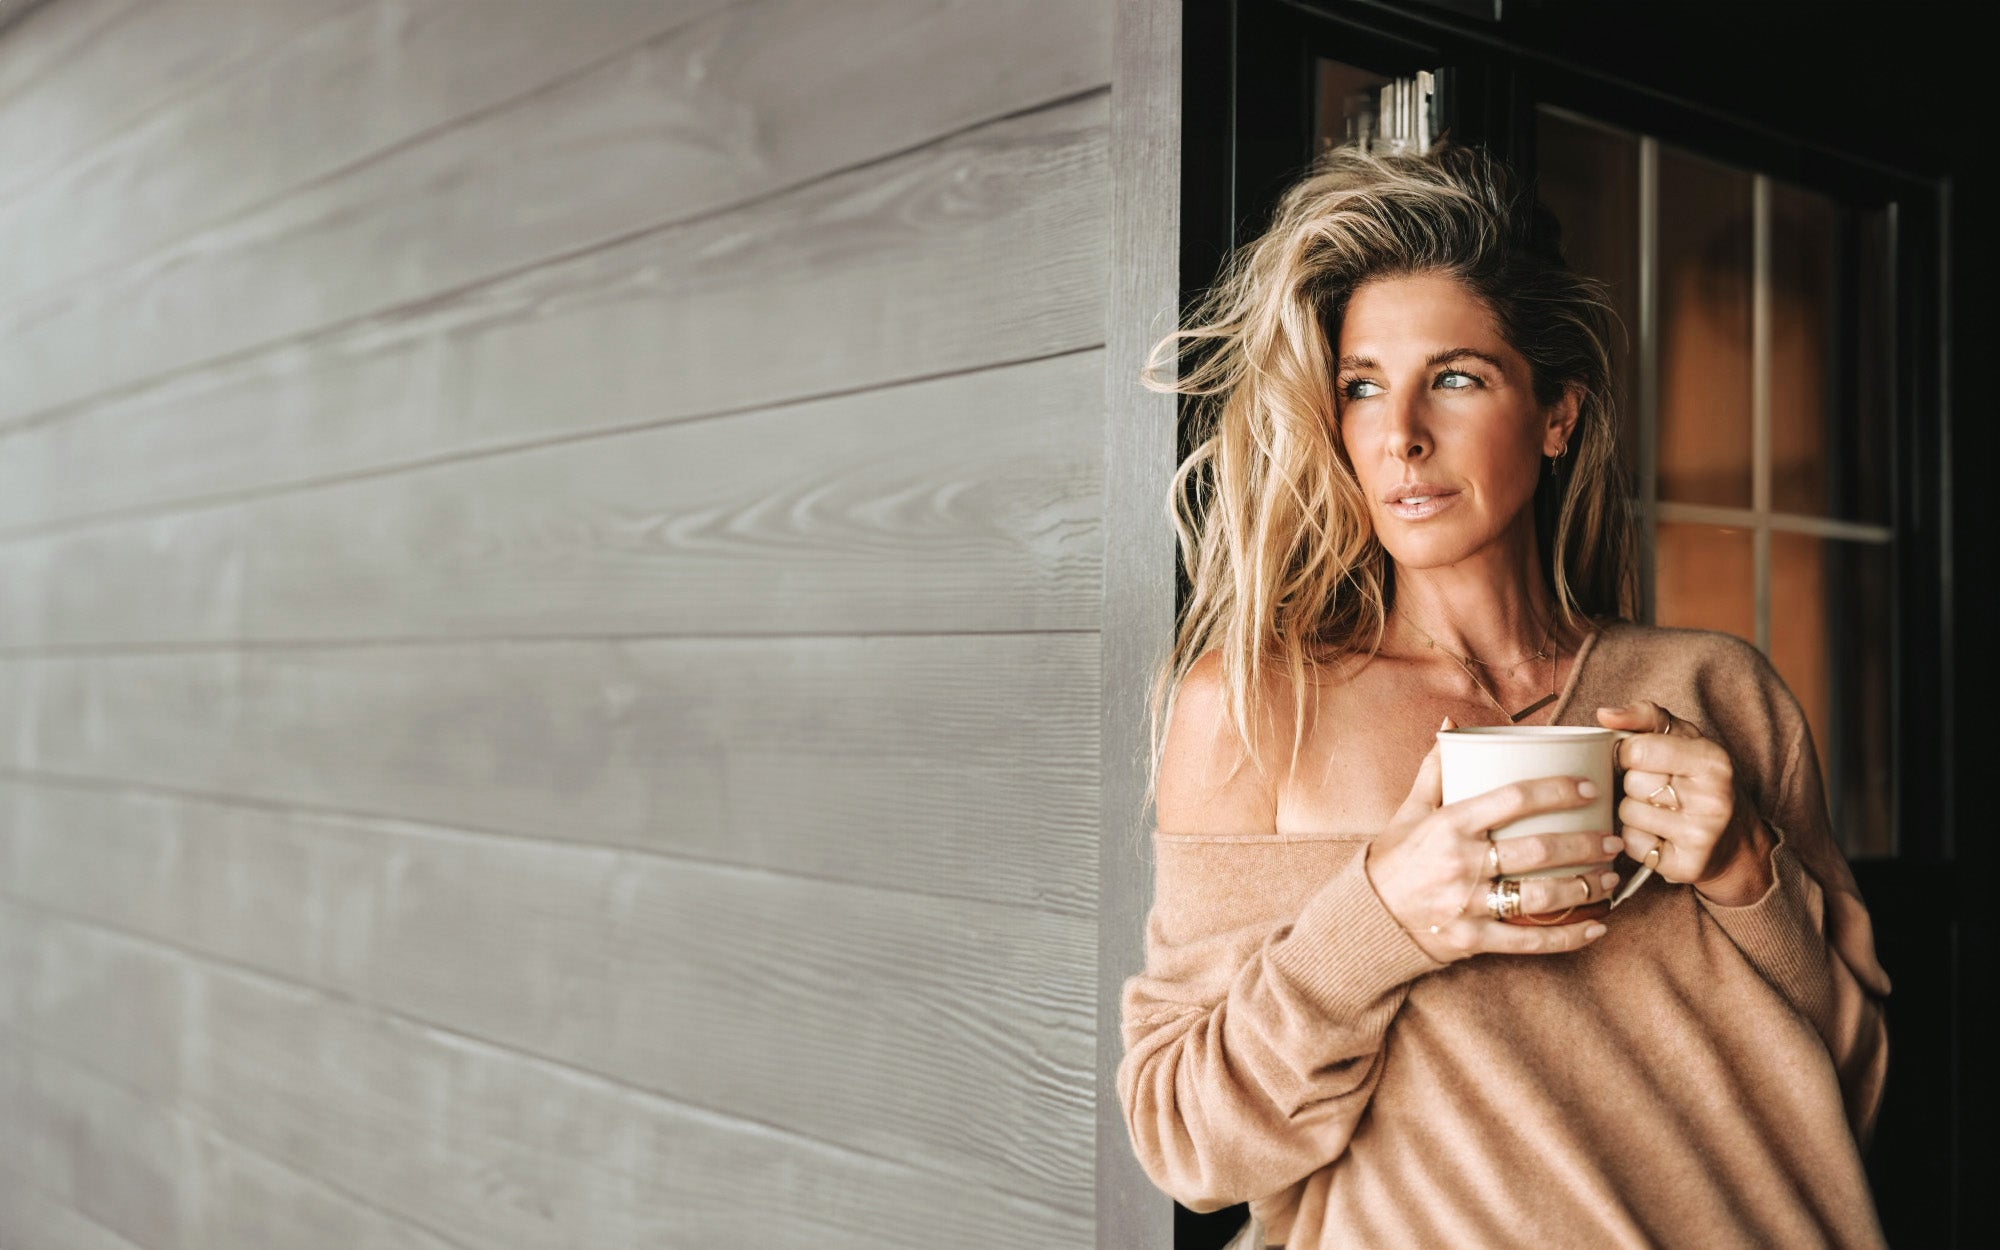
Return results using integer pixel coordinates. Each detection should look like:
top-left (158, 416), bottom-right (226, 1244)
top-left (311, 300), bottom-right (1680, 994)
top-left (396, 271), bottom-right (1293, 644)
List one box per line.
top-left (1653, 522), bottom-right (1752, 638)
top-left (1769, 533), bottom-right (1895, 857)
top-left (1535, 109), bottom-right (1641, 486)
top-left (1769, 181), bottom-right (1895, 523)
top-left (1850, 211), bottom-right (1896, 524)
top-left (1657, 147), bottom-right (1754, 507)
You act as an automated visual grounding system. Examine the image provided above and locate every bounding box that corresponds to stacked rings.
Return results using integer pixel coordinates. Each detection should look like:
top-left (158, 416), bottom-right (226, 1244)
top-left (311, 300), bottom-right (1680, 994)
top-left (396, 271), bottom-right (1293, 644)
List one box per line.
top-left (1484, 878), bottom-right (1523, 921)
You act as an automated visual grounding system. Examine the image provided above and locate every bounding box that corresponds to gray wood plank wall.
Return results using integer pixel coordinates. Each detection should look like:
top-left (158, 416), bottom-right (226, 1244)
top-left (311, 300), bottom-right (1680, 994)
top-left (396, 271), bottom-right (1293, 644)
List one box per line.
top-left (0, 1), bottom-right (1141, 1245)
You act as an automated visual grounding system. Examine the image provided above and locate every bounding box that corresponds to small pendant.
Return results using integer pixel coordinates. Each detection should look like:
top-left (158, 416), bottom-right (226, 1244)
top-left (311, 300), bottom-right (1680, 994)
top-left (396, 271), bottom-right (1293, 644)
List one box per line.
top-left (1508, 692), bottom-right (1557, 722)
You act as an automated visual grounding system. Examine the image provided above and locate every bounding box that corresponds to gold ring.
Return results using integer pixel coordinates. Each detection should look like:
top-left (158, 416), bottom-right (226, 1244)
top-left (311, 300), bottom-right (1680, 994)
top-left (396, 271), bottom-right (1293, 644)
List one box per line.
top-left (1645, 781), bottom-right (1681, 811)
top-left (1485, 878), bottom-right (1523, 921)
top-left (1521, 906), bottom-right (1577, 927)
top-left (1576, 874), bottom-right (1591, 902)
top-left (1485, 840), bottom-right (1501, 877)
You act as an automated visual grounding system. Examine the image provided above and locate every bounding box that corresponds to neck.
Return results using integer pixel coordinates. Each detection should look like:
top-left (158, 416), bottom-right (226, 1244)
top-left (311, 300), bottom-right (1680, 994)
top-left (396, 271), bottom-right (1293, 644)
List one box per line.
top-left (1386, 516), bottom-right (1565, 665)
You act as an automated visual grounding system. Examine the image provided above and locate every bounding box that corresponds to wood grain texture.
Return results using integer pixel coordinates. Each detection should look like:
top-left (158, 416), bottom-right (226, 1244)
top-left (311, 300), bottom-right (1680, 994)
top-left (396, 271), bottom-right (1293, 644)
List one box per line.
top-left (0, 1031), bottom-right (193, 1250)
top-left (0, 1024), bottom-right (465, 1250)
top-left (0, 351), bottom-right (1105, 646)
top-left (2, 632), bottom-right (1098, 914)
top-left (0, 0), bottom-right (730, 304)
top-left (1, 657), bottom-right (20, 767)
top-left (0, 902), bottom-right (1092, 1247)
top-left (1099, 1), bottom-right (1184, 1245)
top-left (0, 0), bottom-right (1118, 1241)
top-left (0, 88), bottom-right (1108, 538)
top-left (0, 0), bottom-right (343, 203)
top-left (0, 0), bottom-right (1112, 429)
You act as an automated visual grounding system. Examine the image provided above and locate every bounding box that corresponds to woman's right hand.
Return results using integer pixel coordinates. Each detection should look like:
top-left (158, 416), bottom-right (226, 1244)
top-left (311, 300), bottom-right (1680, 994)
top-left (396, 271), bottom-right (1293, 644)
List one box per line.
top-left (1365, 719), bottom-right (1624, 963)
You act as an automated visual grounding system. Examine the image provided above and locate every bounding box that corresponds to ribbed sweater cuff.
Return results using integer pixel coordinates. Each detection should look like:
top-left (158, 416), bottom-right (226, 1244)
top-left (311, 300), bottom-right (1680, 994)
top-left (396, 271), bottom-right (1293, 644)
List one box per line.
top-left (1698, 834), bottom-right (1834, 1028)
top-left (1266, 848), bottom-right (1445, 1017)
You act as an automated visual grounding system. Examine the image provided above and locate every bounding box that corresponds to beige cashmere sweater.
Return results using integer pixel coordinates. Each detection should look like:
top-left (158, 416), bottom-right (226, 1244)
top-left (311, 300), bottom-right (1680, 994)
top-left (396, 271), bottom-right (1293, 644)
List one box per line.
top-left (1118, 621), bottom-right (1892, 1249)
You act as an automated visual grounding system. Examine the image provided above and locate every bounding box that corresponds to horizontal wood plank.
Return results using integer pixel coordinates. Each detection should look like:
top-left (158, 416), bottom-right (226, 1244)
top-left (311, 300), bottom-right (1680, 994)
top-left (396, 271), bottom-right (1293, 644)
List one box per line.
top-left (0, 1024), bottom-right (464, 1250)
top-left (0, 352), bottom-right (1104, 646)
top-left (0, 658), bottom-right (19, 767)
top-left (0, 903), bottom-right (1093, 1245)
top-left (0, 0), bottom-right (729, 303)
top-left (0, 86), bottom-right (1109, 537)
top-left (0, 0), bottom-right (1112, 428)
top-left (0, 0), bottom-right (342, 203)
top-left (0, 1029), bottom-right (194, 1250)
top-left (2, 632), bottom-right (1098, 914)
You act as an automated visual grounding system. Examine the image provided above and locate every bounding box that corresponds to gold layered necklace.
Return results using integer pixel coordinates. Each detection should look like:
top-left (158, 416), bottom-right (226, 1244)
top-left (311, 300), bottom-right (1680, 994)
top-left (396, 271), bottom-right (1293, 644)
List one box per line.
top-left (1407, 614), bottom-right (1559, 723)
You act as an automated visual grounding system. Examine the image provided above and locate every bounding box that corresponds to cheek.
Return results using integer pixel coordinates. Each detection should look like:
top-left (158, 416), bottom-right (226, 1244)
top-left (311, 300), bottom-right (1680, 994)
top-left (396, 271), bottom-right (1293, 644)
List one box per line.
top-left (1335, 414), bottom-right (1377, 475)
top-left (1456, 410), bottom-right (1543, 491)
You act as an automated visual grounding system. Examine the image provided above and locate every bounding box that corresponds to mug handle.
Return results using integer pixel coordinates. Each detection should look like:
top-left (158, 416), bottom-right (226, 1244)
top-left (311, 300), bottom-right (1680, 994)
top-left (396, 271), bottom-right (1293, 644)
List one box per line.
top-left (1605, 728), bottom-right (1651, 910)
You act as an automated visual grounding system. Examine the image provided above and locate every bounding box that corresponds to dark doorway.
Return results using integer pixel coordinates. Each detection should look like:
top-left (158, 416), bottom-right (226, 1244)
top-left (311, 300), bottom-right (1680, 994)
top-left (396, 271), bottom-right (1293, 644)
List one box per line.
top-left (1176, 2), bottom-right (1986, 1245)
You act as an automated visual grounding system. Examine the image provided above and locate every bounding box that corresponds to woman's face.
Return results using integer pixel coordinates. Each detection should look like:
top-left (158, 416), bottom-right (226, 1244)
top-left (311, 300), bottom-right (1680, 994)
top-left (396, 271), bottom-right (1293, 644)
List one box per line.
top-left (1333, 272), bottom-right (1576, 573)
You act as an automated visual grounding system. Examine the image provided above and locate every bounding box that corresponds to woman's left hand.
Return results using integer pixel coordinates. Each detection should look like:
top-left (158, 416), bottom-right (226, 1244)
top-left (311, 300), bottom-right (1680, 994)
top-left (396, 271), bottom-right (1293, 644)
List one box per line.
top-left (1595, 701), bottom-right (1776, 907)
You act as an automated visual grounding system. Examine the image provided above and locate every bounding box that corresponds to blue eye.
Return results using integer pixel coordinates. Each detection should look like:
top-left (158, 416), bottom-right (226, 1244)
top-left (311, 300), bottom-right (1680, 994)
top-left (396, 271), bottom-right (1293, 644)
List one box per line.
top-left (1437, 370), bottom-right (1479, 390)
top-left (1342, 378), bottom-right (1383, 400)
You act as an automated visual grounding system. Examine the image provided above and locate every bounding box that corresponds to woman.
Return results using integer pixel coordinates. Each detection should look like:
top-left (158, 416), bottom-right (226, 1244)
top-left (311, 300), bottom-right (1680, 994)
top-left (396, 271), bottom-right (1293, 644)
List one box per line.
top-left (1116, 142), bottom-right (1890, 1249)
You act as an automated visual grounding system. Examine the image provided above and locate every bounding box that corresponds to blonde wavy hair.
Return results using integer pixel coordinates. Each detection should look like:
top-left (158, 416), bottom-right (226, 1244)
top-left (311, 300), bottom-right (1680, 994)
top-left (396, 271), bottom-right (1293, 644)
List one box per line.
top-left (1142, 140), bottom-right (1639, 807)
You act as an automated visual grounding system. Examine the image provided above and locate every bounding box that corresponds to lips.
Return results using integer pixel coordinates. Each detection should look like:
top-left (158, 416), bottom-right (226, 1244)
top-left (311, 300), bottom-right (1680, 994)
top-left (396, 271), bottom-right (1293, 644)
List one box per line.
top-left (1381, 483), bottom-right (1461, 521)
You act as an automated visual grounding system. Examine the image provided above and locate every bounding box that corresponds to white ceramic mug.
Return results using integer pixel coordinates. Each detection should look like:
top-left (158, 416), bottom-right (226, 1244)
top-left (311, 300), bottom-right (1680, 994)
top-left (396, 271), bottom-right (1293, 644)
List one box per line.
top-left (1437, 726), bottom-right (1634, 881)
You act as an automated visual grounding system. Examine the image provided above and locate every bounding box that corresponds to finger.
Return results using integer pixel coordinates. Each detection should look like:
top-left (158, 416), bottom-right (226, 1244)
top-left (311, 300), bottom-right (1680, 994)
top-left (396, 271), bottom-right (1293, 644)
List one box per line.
top-left (1627, 834), bottom-right (1673, 880)
top-left (1491, 831), bottom-right (1624, 877)
top-left (1614, 820), bottom-right (1684, 883)
top-left (1599, 700), bottom-right (1704, 740)
top-left (1620, 771), bottom-right (1727, 825)
top-left (1513, 868), bottom-right (1624, 915)
top-left (1618, 732), bottom-right (1723, 779)
top-left (1621, 768), bottom-right (1678, 805)
top-left (1616, 796), bottom-right (1706, 847)
top-left (1472, 916), bottom-right (1608, 955)
top-left (1446, 775), bottom-right (1598, 839)
top-left (1595, 701), bottom-right (1665, 732)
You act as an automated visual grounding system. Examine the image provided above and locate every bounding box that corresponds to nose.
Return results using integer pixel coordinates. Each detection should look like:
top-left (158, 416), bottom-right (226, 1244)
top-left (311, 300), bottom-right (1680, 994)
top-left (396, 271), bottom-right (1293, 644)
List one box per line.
top-left (1382, 390), bottom-right (1431, 462)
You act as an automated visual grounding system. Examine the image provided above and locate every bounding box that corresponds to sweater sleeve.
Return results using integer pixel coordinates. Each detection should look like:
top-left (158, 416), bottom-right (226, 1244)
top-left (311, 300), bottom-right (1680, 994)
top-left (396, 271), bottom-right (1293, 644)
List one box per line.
top-left (1116, 837), bottom-right (1443, 1212)
top-left (1696, 683), bottom-right (1892, 1144)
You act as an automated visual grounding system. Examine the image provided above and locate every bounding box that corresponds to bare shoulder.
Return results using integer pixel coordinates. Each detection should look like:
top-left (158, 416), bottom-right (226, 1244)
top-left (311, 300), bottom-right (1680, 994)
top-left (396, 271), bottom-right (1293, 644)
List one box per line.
top-left (1154, 648), bottom-right (1304, 835)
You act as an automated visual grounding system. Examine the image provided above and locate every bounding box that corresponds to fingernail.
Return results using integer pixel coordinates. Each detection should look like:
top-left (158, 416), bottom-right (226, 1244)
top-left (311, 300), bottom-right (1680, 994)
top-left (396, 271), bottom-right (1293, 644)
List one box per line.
top-left (1600, 871), bottom-right (1620, 890)
top-left (1602, 835), bottom-right (1624, 854)
top-left (1577, 780), bottom-right (1598, 799)
top-left (1584, 923), bottom-right (1608, 939)
top-left (1439, 716), bottom-right (1454, 730)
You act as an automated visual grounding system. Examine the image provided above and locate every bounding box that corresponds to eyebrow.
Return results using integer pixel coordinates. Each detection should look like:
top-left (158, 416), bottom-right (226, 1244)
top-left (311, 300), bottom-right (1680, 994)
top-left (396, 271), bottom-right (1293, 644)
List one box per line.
top-left (1336, 347), bottom-right (1507, 373)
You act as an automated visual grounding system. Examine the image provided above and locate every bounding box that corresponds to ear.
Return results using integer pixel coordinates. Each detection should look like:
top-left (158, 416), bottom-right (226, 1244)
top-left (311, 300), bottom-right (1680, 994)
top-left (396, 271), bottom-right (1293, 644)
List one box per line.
top-left (1542, 383), bottom-right (1583, 457)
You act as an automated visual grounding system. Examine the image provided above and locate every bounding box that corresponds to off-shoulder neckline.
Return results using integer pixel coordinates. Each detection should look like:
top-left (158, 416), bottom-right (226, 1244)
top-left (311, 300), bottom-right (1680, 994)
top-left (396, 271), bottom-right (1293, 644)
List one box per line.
top-left (1153, 621), bottom-right (1620, 842)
